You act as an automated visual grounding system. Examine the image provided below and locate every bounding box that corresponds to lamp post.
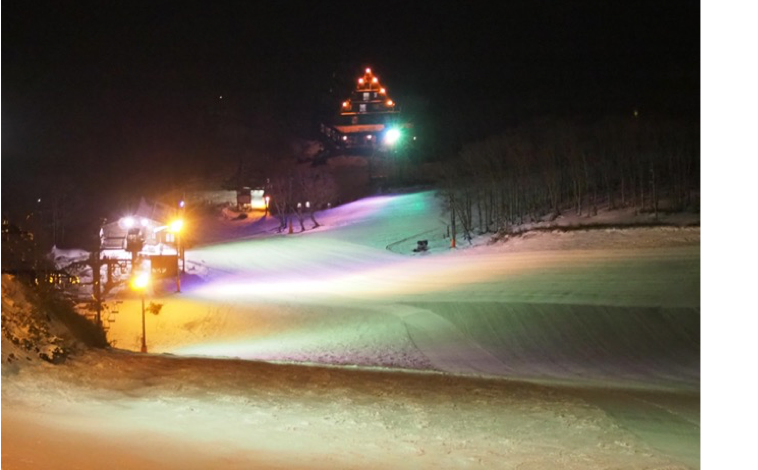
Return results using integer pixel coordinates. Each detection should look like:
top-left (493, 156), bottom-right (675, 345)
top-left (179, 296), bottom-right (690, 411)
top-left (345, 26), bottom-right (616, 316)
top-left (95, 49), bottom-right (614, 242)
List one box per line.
top-left (169, 219), bottom-right (184, 293)
top-left (130, 272), bottom-right (150, 353)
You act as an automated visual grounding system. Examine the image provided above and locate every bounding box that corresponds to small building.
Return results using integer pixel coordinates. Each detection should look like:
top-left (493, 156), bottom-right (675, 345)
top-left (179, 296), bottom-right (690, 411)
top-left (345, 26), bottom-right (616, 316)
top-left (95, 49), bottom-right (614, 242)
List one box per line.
top-left (237, 187), bottom-right (267, 211)
top-left (237, 187), bottom-right (252, 208)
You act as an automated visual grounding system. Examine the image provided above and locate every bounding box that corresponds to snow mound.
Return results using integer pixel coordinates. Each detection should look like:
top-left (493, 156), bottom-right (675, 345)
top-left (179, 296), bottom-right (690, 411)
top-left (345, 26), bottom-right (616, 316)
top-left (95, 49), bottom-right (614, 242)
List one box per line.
top-left (49, 245), bottom-right (90, 269)
top-left (2, 275), bottom-right (69, 366)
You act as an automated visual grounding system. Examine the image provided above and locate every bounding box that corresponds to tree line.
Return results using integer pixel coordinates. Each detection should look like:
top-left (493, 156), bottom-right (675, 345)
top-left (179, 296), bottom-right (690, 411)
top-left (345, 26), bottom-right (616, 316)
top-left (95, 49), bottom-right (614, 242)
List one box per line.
top-left (437, 116), bottom-right (699, 243)
top-left (263, 160), bottom-right (339, 233)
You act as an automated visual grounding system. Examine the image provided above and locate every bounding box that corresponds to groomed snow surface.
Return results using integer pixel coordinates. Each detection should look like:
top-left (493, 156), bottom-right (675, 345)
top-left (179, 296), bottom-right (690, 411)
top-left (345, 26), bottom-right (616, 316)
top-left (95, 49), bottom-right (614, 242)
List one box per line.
top-left (2, 191), bottom-right (700, 469)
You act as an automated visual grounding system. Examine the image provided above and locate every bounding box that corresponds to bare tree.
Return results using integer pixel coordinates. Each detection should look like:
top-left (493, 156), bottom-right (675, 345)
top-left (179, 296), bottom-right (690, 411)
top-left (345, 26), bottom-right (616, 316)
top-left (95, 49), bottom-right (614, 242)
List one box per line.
top-left (297, 167), bottom-right (338, 228)
top-left (437, 115), bottom-right (698, 237)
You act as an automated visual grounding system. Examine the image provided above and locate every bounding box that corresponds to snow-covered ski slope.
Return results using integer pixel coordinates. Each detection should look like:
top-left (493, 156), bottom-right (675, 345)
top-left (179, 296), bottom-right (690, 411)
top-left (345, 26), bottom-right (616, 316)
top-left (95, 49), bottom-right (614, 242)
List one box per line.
top-left (107, 191), bottom-right (699, 391)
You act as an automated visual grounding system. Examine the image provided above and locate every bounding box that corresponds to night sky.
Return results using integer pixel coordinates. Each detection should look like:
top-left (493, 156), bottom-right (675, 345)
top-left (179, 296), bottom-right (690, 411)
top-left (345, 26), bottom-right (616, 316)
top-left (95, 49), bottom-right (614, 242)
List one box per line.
top-left (2, 0), bottom-right (699, 223)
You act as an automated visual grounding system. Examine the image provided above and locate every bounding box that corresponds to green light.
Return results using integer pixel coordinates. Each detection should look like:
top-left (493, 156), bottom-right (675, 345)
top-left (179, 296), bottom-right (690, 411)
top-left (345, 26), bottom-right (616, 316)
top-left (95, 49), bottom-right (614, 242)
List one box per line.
top-left (384, 128), bottom-right (401, 145)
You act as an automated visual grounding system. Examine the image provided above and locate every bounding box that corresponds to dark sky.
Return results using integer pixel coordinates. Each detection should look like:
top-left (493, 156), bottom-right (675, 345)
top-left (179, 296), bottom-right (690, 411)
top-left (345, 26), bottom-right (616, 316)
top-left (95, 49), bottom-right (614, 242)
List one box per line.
top-left (2, 0), bottom-right (699, 215)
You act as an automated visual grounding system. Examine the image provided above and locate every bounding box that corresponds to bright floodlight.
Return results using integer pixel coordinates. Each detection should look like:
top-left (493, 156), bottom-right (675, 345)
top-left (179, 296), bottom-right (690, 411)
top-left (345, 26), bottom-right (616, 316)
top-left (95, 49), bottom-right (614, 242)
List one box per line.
top-left (121, 216), bottom-right (135, 228)
top-left (140, 218), bottom-right (149, 227)
top-left (384, 128), bottom-right (401, 145)
top-left (130, 272), bottom-right (150, 291)
top-left (169, 219), bottom-right (184, 233)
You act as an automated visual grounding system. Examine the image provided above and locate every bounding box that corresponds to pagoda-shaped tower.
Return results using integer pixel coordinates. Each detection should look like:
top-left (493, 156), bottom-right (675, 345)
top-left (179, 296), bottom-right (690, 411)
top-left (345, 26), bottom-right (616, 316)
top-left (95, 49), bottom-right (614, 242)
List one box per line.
top-left (321, 67), bottom-right (412, 150)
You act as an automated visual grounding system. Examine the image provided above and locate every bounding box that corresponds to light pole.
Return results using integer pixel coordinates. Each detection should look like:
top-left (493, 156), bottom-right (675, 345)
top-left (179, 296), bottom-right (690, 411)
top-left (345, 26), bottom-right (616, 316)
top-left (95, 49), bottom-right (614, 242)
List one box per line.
top-left (169, 218), bottom-right (184, 293)
top-left (383, 127), bottom-right (402, 184)
top-left (130, 272), bottom-right (150, 353)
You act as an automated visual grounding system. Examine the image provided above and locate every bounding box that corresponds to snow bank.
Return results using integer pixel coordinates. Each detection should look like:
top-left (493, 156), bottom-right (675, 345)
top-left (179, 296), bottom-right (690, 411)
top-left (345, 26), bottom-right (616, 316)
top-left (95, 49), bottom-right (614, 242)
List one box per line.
top-left (2, 275), bottom-right (70, 366)
top-left (48, 245), bottom-right (90, 269)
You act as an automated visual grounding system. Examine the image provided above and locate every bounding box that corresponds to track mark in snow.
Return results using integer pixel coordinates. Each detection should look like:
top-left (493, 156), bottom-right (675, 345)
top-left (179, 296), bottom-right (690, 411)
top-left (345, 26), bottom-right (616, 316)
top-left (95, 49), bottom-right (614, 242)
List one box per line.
top-left (391, 304), bottom-right (510, 376)
top-left (624, 393), bottom-right (700, 429)
top-left (580, 390), bottom-right (700, 468)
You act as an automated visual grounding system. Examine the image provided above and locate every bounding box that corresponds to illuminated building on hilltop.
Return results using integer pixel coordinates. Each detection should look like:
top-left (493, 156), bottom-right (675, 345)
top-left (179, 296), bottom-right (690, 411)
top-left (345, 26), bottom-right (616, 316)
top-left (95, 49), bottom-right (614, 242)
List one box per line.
top-left (321, 67), bottom-right (413, 150)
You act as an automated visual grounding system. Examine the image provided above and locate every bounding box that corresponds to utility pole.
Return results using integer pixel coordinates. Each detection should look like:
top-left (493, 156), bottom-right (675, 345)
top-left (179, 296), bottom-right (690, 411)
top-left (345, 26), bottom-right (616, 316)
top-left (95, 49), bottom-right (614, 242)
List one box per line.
top-left (450, 194), bottom-right (457, 249)
top-left (129, 272), bottom-right (150, 353)
top-left (176, 232), bottom-right (181, 293)
top-left (90, 250), bottom-right (102, 327)
top-left (178, 198), bottom-right (186, 274)
top-left (140, 293), bottom-right (147, 353)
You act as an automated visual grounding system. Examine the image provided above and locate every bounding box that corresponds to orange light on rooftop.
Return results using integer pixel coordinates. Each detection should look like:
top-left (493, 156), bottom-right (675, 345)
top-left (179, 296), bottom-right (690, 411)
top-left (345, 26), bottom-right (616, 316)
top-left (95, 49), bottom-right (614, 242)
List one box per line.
top-left (380, 88), bottom-right (386, 94)
top-left (372, 77), bottom-right (378, 83)
top-left (343, 101), bottom-right (349, 107)
top-left (365, 68), bottom-right (371, 74)
top-left (387, 100), bottom-right (394, 106)
top-left (358, 78), bottom-right (364, 84)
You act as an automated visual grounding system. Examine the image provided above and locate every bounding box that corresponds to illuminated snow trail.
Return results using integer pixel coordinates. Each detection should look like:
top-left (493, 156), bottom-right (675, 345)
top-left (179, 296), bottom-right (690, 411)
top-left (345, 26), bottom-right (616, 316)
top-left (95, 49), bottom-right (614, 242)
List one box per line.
top-left (106, 191), bottom-right (700, 391)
